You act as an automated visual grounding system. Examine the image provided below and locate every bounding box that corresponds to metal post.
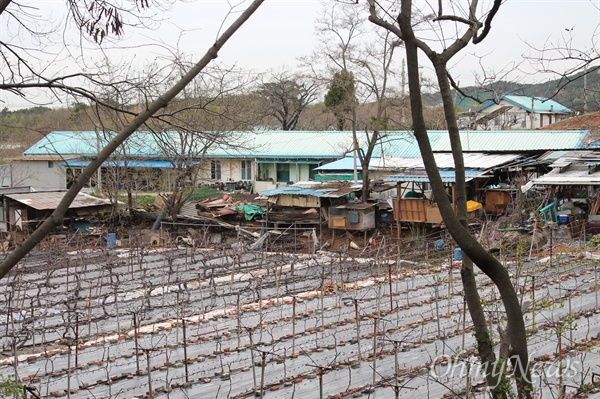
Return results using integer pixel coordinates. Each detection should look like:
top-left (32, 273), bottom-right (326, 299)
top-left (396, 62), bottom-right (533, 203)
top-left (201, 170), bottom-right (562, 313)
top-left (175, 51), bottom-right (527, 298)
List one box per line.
top-left (354, 299), bottom-right (361, 360)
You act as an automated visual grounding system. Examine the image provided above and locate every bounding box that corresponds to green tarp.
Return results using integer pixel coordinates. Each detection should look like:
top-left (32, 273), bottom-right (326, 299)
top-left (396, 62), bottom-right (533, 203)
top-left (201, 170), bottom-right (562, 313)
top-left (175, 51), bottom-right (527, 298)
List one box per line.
top-left (236, 204), bottom-right (265, 221)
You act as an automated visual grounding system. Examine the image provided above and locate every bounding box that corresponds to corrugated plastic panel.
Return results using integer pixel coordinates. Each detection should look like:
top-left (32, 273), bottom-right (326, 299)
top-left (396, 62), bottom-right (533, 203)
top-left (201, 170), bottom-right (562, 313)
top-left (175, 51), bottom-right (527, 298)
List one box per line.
top-left (317, 153), bottom-right (522, 171)
top-left (315, 158), bottom-right (364, 171)
top-left (384, 168), bottom-right (483, 183)
top-left (260, 187), bottom-right (327, 197)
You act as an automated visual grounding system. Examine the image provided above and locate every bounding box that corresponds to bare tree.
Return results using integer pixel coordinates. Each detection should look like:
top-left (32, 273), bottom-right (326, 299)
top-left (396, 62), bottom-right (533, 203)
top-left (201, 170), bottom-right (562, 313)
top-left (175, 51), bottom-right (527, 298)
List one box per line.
top-left (0, 0), bottom-right (266, 279)
top-left (318, 1), bottom-right (403, 200)
top-left (257, 70), bottom-right (319, 130)
top-left (143, 63), bottom-right (260, 222)
top-left (368, 1), bottom-right (533, 398)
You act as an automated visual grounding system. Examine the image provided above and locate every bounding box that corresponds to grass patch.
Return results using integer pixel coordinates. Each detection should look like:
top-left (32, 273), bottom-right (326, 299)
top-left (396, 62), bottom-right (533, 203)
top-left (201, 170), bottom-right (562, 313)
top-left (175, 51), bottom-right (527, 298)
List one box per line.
top-left (185, 187), bottom-right (220, 202)
top-left (117, 194), bottom-right (157, 208)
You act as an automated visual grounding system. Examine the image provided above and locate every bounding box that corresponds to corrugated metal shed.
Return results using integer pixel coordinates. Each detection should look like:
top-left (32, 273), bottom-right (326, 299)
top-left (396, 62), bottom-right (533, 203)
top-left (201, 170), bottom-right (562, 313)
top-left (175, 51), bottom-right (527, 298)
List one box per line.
top-left (223, 131), bottom-right (353, 159)
top-left (4, 192), bottom-right (113, 210)
top-left (315, 158), bottom-right (363, 171)
top-left (384, 169), bottom-right (485, 183)
top-left (533, 171), bottom-right (600, 186)
top-left (0, 187), bottom-right (34, 195)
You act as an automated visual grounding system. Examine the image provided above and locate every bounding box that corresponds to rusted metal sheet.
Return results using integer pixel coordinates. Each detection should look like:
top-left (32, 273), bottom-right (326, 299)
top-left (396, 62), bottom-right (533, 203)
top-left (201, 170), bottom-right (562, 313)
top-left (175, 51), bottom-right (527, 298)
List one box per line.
top-left (4, 191), bottom-right (112, 210)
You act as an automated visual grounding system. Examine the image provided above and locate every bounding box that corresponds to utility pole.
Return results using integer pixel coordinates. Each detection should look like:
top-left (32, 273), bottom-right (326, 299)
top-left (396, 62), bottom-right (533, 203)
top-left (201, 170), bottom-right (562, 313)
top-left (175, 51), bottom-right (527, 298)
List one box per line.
top-left (95, 126), bottom-right (102, 193)
top-left (584, 64), bottom-right (588, 114)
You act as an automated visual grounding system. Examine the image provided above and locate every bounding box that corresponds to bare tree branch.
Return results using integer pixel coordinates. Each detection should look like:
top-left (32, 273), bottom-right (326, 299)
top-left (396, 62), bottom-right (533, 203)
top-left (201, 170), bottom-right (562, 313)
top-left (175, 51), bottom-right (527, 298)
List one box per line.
top-left (0, 0), bottom-right (265, 280)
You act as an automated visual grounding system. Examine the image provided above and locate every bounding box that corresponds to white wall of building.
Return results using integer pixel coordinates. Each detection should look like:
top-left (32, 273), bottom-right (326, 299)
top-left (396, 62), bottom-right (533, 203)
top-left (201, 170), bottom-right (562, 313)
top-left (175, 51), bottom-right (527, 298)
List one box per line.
top-left (10, 160), bottom-right (67, 191)
top-left (471, 100), bottom-right (571, 130)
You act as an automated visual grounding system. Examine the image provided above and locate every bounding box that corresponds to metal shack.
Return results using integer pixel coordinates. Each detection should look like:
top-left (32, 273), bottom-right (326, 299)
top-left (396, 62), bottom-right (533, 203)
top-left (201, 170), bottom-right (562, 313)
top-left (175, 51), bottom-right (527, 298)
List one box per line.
top-left (328, 202), bottom-right (377, 231)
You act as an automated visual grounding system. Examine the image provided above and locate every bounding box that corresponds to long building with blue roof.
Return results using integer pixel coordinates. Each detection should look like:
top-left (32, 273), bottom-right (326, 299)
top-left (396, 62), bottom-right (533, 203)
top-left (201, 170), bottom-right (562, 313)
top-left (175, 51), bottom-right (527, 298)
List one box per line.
top-left (11, 129), bottom-right (591, 193)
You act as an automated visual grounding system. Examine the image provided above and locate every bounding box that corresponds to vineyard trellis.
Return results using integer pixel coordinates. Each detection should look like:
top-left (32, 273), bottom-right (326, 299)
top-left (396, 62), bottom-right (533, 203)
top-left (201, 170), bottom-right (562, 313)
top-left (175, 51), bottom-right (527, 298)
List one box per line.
top-left (0, 230), bottom-right (599, 398)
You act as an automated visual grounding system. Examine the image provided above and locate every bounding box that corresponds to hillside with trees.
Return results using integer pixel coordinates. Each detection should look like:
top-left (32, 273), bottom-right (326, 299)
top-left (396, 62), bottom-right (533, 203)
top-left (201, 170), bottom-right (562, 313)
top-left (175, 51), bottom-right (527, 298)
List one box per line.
top-left (1, 67), bottom-right (598, 154)
top-left (456, 67), bottom-right (600, 113)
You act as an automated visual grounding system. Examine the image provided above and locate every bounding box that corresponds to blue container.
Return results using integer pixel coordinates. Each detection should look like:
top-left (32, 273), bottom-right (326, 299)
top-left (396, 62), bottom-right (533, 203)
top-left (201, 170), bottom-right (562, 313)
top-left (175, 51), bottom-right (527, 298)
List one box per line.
top-left (380, 212), bottom-right (389, 225)
top-left (558, 215), bottom-right (569, 224)
top-left (454, 247), bottom-right (462, 261)
top-left (107, 233), bottom-right (117, 249)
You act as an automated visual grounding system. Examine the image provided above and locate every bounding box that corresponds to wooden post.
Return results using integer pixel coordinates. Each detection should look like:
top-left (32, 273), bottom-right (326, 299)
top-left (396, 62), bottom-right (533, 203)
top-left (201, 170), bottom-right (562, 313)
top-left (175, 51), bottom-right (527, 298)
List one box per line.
top-left (182, 318), bottom-right (189, 382)
top-left (396, 184), bottom-right (401, 240)
top-left (394, 341), bottom-right (400, 399)
top-left (558, 327), bottom-right (564, 398)
top-left (388, 263), bottom-right (394, 311)
top-left (354, 299), bottom-right (361, 360)
top-left (75, 314), bottom-right (79, 367)
top-left (133, 312), bottom-right (140, 374)
top-left (259, 351), bottom-right (266, 399)
top-left (146, 350), bottom-right (154, 399)
top-left (236, 294), bottom-right (241, 349)
top-left (452, 183), bottom-right (457, 214)
top-left (292, 296), bottom-right (297, 357)
top-left (462, 295), bottom-right (467, 352)
top-left (372, 318), bottom-right (377, 387)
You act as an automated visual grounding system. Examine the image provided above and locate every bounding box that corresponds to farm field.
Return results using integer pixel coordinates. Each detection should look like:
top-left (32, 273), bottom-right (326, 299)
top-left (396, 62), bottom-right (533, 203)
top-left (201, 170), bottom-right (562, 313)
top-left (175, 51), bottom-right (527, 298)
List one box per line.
top-left (1, 239), bottom-right (599, 398)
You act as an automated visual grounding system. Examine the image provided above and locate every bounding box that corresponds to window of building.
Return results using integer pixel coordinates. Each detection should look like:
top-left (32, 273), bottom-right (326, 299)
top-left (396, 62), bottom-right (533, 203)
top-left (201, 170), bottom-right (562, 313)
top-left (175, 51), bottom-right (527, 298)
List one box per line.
top-left (241, 160), bottom-right (252, 180)
top-left (210, 160), bottom-right (222, 180)
top-left (276, 163), bottom-right (290, 183)
top-left (48, 161), bottom-right (54, 168)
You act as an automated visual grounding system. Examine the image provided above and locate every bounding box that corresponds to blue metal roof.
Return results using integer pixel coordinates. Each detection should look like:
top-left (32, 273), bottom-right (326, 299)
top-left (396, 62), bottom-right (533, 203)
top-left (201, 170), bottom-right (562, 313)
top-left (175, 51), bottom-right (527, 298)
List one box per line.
top-left (432, 130), bottom-right (588, 152)
top-left (384, 168), bottom-right (483, 183)
top-left (261, 187), bottom-right (329, 197)
top-left (477, 95), bottom-right (572, 113)
top-left (24, 129), bottom-right (590, 162)
top-left (315, 157), bottom-right (366, 171)
top-left (62, 160), bottom-right (185, 168)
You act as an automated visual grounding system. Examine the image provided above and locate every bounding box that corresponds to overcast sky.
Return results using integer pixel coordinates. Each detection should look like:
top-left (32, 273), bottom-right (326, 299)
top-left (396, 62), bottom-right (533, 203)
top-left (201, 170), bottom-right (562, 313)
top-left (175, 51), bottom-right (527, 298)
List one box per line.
top-left (155, 0), bottom-right (599, 80)
top-left (2, 0), bottom-right (599, 109)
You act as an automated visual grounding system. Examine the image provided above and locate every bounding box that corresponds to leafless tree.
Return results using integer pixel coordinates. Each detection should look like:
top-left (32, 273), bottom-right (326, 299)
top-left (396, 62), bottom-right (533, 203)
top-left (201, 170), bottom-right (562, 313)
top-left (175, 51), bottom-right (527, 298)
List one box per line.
top-left (317, 1), bottom-right (404, 200)
top-left (368, 1), bottom-right (533, 398)
top-left (0, 0), bottom-right (266, 279)
top-left (143, 63), bottom-right (259, 222)
top-left (257, 70), bottom-right (320, 130)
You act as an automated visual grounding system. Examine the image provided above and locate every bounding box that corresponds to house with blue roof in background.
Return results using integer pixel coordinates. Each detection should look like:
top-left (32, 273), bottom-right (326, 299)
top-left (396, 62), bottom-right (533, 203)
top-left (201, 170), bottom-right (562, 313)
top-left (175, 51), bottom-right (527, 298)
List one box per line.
top-left (465, 95), bottom-right (572, 130)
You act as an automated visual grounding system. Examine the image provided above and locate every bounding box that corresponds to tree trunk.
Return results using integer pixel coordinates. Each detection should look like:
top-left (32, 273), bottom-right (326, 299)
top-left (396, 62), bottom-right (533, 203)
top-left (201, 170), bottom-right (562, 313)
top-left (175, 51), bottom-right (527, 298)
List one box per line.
top-left (432, 59), bottom-right (509, 398)
top-left (0, 0), bottom-right (266, 280)
top-left (398, 5), bottom-right (532, 397)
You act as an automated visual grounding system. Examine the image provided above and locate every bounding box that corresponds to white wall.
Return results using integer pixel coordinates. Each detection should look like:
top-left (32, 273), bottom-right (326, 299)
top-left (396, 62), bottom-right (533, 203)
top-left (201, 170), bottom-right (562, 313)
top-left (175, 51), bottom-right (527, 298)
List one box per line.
top-left (10, 160), bottom-right (67, 191)
top-left (0, 164), bottom-right (11, 187)
top-left (195, 159), bottom-right (255, 183)
top-left (471, 101), bottom-right (571, 130)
